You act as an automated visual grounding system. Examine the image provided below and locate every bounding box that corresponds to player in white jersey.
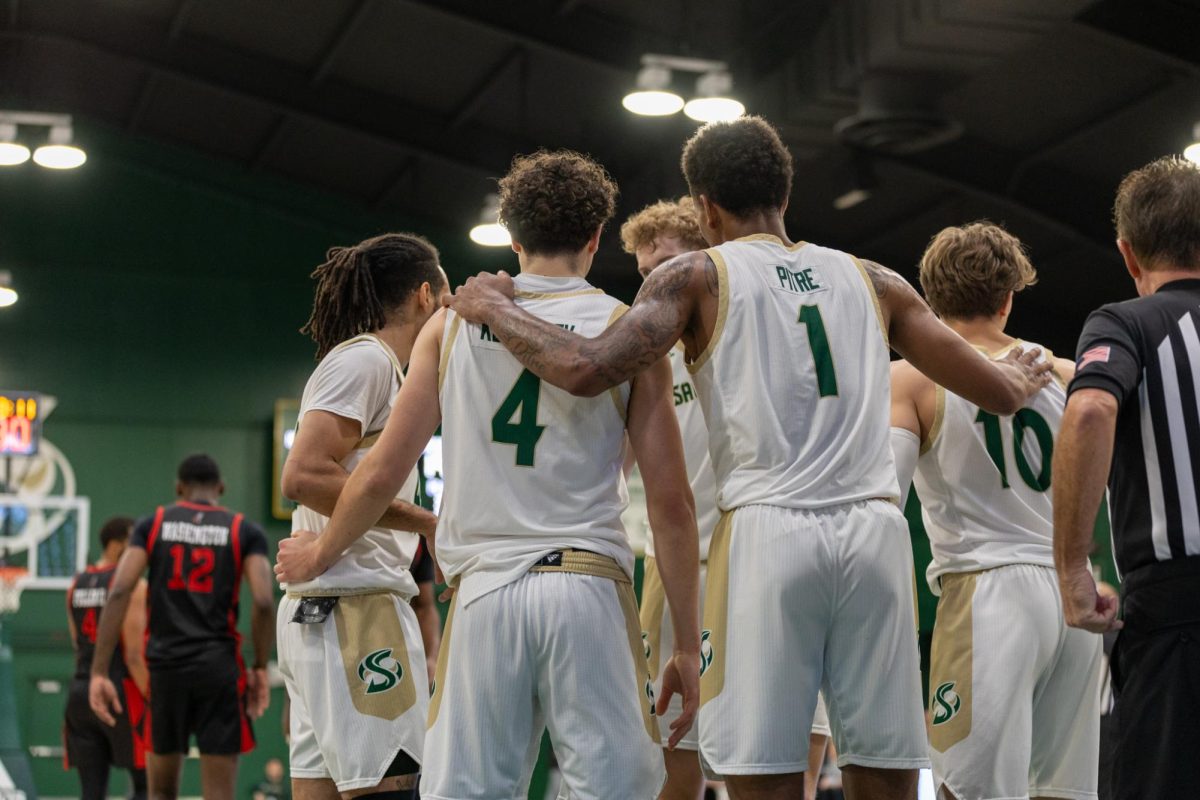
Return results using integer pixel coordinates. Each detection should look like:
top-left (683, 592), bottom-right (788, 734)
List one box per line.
top-left (278, 151), bottom-right (702, 800)
top-left (273, 233), bottom-right (447, 800)
top-left (447, 117), bottom-right (1053, 800)
top-left (889, 223), bottom-right (1102, 800)
top-left (620, 197), bottom-right (831, 800)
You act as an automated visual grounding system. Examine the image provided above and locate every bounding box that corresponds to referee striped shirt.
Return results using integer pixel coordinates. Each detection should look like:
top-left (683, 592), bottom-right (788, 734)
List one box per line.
top-left (1069, 278), bottom-right (1200, 576)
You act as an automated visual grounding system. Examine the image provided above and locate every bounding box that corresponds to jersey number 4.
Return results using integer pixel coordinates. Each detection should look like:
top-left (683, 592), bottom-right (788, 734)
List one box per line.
top-left (492, 369), bottom-right (546, 467)
top-left (975, 409), bottom-right (1054, 492)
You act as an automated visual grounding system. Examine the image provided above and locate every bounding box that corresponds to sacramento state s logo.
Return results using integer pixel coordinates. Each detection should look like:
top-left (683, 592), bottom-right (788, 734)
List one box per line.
top-left (358, 648), bottom-right (404, 695)
top-left (931, 681), bottom-right (961, 725)
top-left (642, 631), bottom-right (651, 660)
top-left (699, 629), bottom-right (714, 676)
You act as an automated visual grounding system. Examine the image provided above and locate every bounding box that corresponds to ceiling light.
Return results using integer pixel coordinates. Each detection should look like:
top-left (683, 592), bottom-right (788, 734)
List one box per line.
top-left (1185, 122), bottom-right (1200, 166)
top-left (33, 125), bottom-right (85, 169)
top-left (469, 193), bottom-right (511, 247)
top-left (0, 271), bottom-right (17, 308)
top-left (832, 188), bottom-right (871, 211)
top-left (622, 64), bottom-right (684, 116)
top-left (0, 124), bottom-right (29, 166)
top-left (832, 156), bottom-right (876, 211)
top-left (683, 70), bottom-right (745, 123)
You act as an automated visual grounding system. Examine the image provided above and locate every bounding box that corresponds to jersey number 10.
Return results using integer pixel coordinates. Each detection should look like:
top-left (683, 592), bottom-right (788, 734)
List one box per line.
top-left (975, 409), bottom-right (1054, 492)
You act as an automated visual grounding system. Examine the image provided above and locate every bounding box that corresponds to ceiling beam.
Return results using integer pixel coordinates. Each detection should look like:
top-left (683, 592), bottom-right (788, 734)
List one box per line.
top-left (247, 114), bottom-right (290, 171)
top-left (167, 0), bottom-right (196, 43)
top-left (125, 72), bottom-right (159, 132)
top-left (448, 46), bottom-right (524, 131)
top-left (6, 0), bottom-right (17, 28)
top-left (372, 156), bottom-right (418, 209)
top-left (310, 0), bottom-right (373, 85)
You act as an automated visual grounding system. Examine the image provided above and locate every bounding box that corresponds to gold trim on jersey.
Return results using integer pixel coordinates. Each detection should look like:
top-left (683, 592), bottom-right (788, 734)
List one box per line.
top-left (606, 304), bottom-right (631, 422)
top-left (426, 593), bottom-right (456, 729)
top-left (686, 249), bottom-right (729, 374)
top-left (928, 571), bottom-right (976, 752)
top-left (615, 580), bottom-right (661, 744)
top-left (732, 233), bottom-right (809, 251)
top-left (513, 288), bottom-right (605, 300)
top-left (356, 430), bottom-right (383, 450)
top-left (1043, 346), bottom-right (1069, 390)
top-left (639, 556), bottom-right (666, 683)
top-left (850, 256), bottom-right (889, 347)
top-left (922, 385), bottom-right (946, 455)
top-left (334, 592), bottom-right (418, 721)
top-left (699, 511), bottom-right (732, 708)
top-left (438, 312), bottom-right (462, 395)
top-left (529, 550), bottom-right (630, 583)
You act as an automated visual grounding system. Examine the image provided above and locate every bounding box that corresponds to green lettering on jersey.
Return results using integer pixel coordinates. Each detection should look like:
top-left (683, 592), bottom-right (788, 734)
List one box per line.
top-left (797, 305), bottom-right (838, 397)
top-left (673, 382), bottom-right (696, 406)
top-left (974, 408), bottom-right (1054, 492)
top-left (492, 369), bottom-right (546, 467)
top-left (776, 266), bottom-right (823, 294)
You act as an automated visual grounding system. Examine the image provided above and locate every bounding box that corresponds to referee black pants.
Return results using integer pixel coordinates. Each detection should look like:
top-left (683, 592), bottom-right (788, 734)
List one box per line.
top-left (1110, 556), bottom-right (1200, 800)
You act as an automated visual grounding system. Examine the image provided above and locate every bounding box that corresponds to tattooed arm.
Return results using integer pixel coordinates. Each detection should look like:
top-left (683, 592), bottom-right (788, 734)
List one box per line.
top-left (863, 259), bottom-right (1052, 414)
top-left (447, 253), bottom-right (710, 396)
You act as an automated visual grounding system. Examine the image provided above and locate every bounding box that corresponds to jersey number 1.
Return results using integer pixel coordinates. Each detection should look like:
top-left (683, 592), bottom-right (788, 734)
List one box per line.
top-left (492, 369), bottom-right (546, 467)
top-left (975, 409), bottom-right (1054, 492)
top-left (798, 305), bottom-right (838, 397)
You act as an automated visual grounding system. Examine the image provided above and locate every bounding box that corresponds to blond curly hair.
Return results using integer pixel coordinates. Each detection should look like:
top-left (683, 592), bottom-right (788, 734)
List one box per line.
top-left (619, 196), bottom-right (707, 255)
top-left (919, 221), bottom-right (1038, 320)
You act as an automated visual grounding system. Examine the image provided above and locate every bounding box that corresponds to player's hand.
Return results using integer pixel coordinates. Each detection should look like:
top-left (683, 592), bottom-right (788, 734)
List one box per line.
top-left (1060, 566), bottom-right (1122, 633)
top-left (423, 532), bottom-right (447, 586)
top-left (657, 649), bottom-right (701, 750)
top-left (88, 674), bottom-right (122, 727)
top-left (437, 584), bottom-right (456, 604)
top-left (1001, 346), bottom-right (1054, 400)
top-left (246, 666), bottom-right (270, 719)
top-left (274, 530), bottom-right (326, 585)
top-left (445, 271), bottom-right (515, 323)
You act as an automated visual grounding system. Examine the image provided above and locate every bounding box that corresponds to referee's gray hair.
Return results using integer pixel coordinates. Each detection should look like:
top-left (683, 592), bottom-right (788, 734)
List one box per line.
top-left (1115, 156), bottom-right (1200, 271)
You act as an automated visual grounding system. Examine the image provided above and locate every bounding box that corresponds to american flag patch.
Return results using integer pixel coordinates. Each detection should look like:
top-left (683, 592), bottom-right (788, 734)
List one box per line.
top-left (1079, 345), bottom-right (1110, 368)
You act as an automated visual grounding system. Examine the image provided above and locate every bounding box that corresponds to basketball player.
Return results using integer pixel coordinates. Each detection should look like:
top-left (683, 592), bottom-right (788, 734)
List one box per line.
top-left (90, 454), bottom-right (275, 800)
top-left (621, 197), bottom-right (831, 800)
top-left (276, 150), bottom-right (702, 799)
top-left (889, 222), bottom-right (1102, 800)
top-left (64, 516), bottom-right (150, 800)
top-left (276, 233), bottom-right (446, 800)
top-left (446, 117), bottom-right (1052, 800)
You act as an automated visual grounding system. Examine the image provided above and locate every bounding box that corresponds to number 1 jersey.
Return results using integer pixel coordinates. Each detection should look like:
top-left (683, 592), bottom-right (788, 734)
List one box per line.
top-left (914, 342), bottom-right (1065, 594)
top-left (690, 234), bottom-right (898, 512)
top-left (131, 501), bottom-right (268, 668)
top-left (437, 274), bottom-right (633, 607)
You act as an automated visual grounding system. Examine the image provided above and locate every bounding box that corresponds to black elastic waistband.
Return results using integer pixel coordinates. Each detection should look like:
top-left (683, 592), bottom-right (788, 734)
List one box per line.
top-left (1122, 555), bottom-right (1200, 596)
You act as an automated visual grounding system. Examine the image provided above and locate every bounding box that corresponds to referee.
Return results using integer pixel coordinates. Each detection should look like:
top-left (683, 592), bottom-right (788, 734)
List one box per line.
top-left (1054, 155), bottom-right (1200, 800)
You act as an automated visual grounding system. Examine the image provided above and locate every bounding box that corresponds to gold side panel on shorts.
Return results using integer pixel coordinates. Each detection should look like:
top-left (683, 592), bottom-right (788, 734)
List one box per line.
top-left (851, 255), bottom-right (889, 347)
top-left (686, 250), bottom-right (729, 375)
top-left (333, 593), bottom-right (418, 721)
top-left (922, 385), bottom-right (946, 455)
top-left (639, 556), bottom-right (666, 682)
top-left (426, 593), bottom-right (457, 729)
top-left (616, 580), bottom-right (661, 744)
top-left (928, 571), bottom-right (976, 752)
top-left (529, 550), bottom-right (631, 583)
top-left (699, 511), bottom-right (733, 708)
top-left (438, 312), bottom-right (462, 394)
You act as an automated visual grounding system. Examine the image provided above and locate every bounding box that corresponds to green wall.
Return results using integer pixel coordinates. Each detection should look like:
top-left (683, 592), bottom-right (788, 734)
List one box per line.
top-left (0, 123), bottom-right (488, 797)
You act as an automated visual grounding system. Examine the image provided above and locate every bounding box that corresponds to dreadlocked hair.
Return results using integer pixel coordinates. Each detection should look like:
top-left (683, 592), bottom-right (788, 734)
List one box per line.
top-left (302, 232), bottom-right (443, 359)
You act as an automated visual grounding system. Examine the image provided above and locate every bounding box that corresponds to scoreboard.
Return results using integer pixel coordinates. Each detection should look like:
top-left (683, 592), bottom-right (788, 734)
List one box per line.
top-left (0, 391), bottom-right (41, 456)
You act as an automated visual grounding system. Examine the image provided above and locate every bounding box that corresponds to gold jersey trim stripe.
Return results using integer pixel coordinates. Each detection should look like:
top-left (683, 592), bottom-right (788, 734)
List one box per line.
top-left (1043, 346), bottom-right (1069, 390)
top-left (732, 233), bottom-right (809, 251)
top-left (606, 304), bottom-right (631, 422)
top-left (513, 288), bottom-right (605, 300)
top-left (686, 249), bottom-right (729, 375)
top-left (438, 312), bottom-right (462, 395)
top-left (426, 593), bottom-right (457, 729)
top-left (529, 550), bottom-right (630, 583)
top-left (850, 256), bottom-right (889, 347)
top-left (923, 384), bottom-right (946, 455)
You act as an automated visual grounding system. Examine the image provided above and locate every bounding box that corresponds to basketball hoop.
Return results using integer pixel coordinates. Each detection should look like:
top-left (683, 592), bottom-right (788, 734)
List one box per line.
top-left (0, 565), bottom-right (28, 615)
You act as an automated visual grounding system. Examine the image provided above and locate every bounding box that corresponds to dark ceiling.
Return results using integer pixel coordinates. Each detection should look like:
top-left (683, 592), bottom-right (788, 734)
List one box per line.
top-left (2, 0), bottom-right (1199, 354)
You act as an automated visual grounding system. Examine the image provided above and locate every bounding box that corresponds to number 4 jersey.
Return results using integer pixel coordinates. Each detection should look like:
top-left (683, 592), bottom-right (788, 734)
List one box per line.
top-left (914, 342), bottom-right (1065, 594)
top-left (437, 274), bottom-right (634, 607)
top-left (131, 502), bottom-right (268, 668)
top-left (691, 234), bottom-right (899, 512)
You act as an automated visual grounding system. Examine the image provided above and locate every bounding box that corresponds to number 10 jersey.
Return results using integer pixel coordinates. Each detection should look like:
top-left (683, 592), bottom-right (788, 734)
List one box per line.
top-left (436, 274), bottom-right (635, 608)
top-left (914, 342), bottom-right (1065, 595)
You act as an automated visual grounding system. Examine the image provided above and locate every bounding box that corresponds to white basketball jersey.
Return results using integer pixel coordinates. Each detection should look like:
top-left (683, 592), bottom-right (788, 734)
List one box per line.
top-left (289, 334), bottom-right (421, 598)
top-left (645, 345), bottom-right (719, 561)
top-left (914, 341), bottom-right (1064, 594)
top-left (437, 274), bottom-right (634, 607)
top-left (690, 234), bottom-right (898, 511)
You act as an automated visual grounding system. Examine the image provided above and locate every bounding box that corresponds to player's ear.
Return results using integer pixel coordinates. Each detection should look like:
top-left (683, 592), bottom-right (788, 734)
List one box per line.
top-left (175, 480), bottom-right (184, 498)
top-left (217, 480), bottom-right (226, 497)
top-left (1116, 238), bottom-right (1142, 283)
top-left (586, 226), bottom-right (603, 254)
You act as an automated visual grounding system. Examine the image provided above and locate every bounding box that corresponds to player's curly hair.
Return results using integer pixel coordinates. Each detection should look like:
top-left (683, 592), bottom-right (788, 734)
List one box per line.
top-left (919, 221), bottom-right (1038, 320)
top-left (498, 150), bottom-right (618, 255)
top-left (302, 233), bottom-right (444, 359)
top-left (1115, 156), bottom-right (1200, 270)
top-left (619, 196), bottom-right (707, 255)
top-left (681, 116), bottom-right (793, 217)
